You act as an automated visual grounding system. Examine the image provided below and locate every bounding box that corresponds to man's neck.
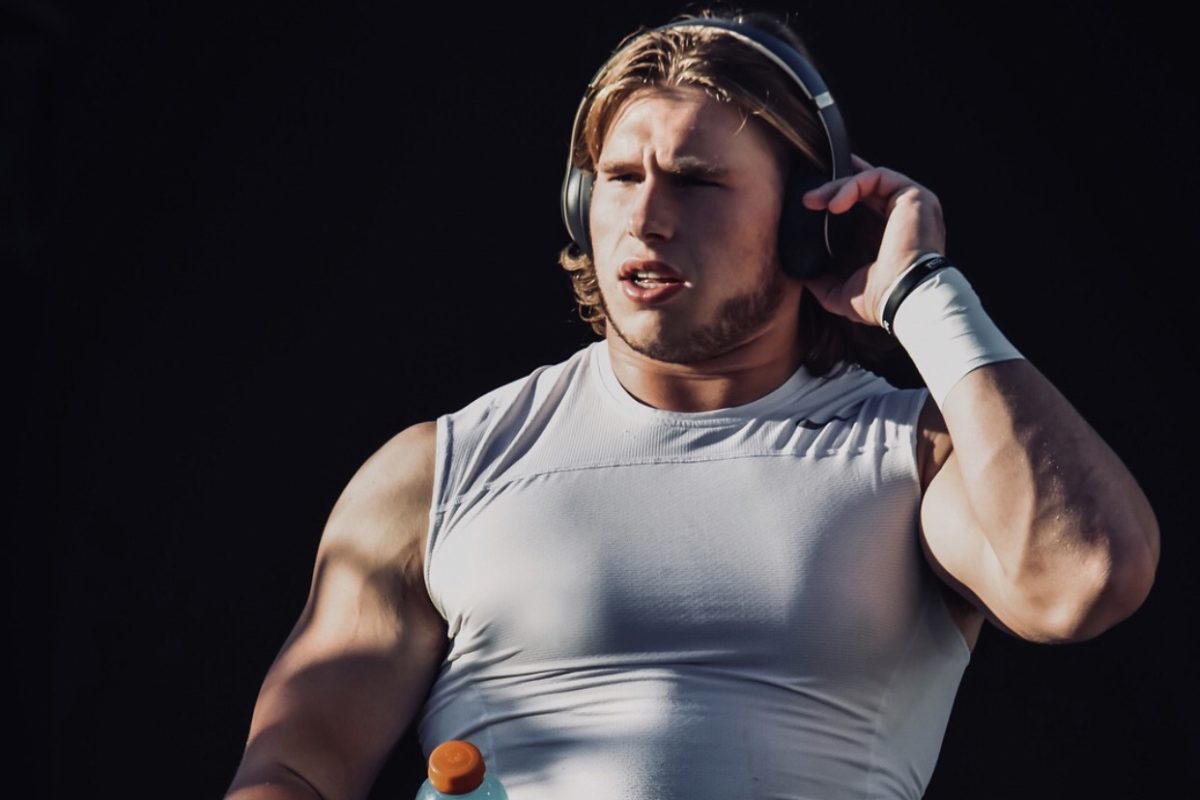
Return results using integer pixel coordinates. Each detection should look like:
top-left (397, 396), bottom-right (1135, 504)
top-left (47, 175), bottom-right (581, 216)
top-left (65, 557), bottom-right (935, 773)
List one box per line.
top-left (605, 322), bottom-right (805, 413)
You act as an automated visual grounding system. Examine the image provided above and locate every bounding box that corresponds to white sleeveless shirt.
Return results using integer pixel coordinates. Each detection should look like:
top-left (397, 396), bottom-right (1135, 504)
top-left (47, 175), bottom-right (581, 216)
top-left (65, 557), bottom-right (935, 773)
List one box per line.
top-left (417, 340), bottom-right (970, 800)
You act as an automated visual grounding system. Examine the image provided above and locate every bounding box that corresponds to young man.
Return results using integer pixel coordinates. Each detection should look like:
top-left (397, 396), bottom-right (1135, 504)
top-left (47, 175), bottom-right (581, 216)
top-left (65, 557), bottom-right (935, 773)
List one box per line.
top-left (227, 10), bottom-right (1159, 800)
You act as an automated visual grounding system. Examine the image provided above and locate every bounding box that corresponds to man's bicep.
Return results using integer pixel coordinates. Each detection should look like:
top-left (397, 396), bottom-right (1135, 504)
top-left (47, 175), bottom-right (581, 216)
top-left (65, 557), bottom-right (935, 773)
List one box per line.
top-left (241, 592), bottom-right (448, 800)
top-left (232, 422), bottom-right (449, 800)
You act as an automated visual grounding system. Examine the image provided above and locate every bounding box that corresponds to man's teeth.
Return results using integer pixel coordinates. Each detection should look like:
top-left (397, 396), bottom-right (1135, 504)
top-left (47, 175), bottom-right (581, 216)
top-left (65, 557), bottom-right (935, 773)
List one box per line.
top-left (632, 272), bottom-right (678, 286)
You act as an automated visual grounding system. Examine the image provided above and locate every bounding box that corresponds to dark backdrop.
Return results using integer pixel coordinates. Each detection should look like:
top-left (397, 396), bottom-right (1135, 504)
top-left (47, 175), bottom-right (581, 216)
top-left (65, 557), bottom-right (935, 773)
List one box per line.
top-left (11, 1), bottom-right (1196, 797)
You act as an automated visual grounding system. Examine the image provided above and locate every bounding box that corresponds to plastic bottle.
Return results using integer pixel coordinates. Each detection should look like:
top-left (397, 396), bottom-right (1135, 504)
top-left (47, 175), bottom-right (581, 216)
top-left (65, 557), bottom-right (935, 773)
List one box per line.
top-left (415, 739), bottom-right (509, 799)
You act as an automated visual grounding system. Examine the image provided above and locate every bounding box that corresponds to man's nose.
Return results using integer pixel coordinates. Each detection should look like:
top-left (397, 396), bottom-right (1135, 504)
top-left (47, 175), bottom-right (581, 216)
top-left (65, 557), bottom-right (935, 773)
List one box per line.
top-left (626, 172), bottom-right (678, 243)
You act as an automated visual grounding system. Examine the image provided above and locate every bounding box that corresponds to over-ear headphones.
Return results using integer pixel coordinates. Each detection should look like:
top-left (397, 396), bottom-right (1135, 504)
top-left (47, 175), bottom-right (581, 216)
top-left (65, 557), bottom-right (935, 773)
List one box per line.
top-left (560, 16), bottom-right (865, 280)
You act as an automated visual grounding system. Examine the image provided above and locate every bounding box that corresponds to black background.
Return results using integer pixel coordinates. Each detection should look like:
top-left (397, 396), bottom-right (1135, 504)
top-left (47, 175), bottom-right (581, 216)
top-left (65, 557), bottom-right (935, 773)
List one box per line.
top-left (10, 1), bottom-right (1196, 797)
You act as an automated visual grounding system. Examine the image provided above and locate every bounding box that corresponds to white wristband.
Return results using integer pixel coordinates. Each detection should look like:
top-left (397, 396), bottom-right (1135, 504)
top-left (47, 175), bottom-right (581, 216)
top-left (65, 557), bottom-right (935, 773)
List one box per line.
top-left (892, 266), bottom-right (1026, 407)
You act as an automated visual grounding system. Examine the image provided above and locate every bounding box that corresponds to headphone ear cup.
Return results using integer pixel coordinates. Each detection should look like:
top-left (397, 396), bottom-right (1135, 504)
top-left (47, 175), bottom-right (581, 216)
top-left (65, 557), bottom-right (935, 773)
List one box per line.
top-left (778, 167), bottom-right (833, 280)
top-left (564, 167), bottom-right (595, 259)
top-left (779, 166), bottom-right (888, 280)
top-left (827, 198), bottom-right (888, 277)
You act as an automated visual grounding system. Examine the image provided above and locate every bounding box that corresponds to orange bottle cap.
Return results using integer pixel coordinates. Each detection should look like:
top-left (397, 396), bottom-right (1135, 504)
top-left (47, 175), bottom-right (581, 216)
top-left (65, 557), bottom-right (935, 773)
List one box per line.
top-left (428, 739), bottom-right (486, 794)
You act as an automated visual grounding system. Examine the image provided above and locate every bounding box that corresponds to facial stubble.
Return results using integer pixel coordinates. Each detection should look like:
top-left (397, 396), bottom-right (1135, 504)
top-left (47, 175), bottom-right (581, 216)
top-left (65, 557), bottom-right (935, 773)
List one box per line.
top-left (599, 260), bottom-right (789, 365)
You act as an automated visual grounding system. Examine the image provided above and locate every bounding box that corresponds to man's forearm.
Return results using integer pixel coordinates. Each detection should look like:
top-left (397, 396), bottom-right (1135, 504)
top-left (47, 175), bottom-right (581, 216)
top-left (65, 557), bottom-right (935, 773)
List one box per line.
top-left (942, 357), bottom-right (1159, 636)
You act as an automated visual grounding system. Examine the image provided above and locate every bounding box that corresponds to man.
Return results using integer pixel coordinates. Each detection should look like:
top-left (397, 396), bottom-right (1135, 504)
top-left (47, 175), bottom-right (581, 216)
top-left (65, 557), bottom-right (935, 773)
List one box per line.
top-left (226, 9), bottom-right (1159, 800)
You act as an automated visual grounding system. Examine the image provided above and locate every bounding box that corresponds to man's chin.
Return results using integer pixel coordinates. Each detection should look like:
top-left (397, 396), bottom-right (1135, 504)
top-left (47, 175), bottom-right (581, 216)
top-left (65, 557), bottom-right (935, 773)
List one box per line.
top-left (614, 328), bottom-right (732, 366)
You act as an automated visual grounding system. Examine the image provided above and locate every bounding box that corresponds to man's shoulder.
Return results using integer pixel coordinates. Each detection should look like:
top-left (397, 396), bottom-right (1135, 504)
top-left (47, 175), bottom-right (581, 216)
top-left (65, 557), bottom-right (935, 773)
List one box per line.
top-left (430, 342), bottom-right (600, 513)
top-left (442, 341), bottom-right (599, 426)
top-left (349, 421), bottom-right (439, 508)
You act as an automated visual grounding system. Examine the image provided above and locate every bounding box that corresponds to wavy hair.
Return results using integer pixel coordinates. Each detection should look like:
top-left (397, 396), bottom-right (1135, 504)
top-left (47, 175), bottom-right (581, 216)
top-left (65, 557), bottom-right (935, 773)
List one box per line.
top-left (558, 4), bottom-right (898, 376)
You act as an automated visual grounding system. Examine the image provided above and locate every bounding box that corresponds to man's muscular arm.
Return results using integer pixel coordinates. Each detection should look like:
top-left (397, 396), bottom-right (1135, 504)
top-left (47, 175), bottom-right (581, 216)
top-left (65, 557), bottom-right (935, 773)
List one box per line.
top-left (799, 155), bottom-right (1159, 644)
top-left (919, 361), bottom-right (1160, 643)
top-left (225, 421), bottom-right (448, 800)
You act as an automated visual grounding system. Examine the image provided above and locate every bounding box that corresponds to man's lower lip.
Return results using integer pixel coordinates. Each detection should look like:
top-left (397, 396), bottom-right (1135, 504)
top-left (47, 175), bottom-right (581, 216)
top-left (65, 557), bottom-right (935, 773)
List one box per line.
top-left (620, 280), bottom-right (685, 304)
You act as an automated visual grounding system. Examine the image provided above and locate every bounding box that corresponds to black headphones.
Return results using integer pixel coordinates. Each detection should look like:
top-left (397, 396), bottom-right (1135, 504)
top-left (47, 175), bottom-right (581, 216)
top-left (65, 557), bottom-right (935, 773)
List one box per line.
top-left (560, 17), bottom-right (863, 280)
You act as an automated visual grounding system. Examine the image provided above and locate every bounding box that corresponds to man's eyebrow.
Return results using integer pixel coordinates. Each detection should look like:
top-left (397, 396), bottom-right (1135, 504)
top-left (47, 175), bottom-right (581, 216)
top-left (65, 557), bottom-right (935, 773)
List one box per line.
top-left (596, 155), bottom-right (730, 177)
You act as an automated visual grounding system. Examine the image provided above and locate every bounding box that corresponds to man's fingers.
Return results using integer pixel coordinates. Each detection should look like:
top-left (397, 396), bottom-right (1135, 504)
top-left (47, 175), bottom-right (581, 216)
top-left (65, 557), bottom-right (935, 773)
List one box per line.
top-left (812, 165), bottom-right (927, 216)
top-left (802, 154), bottom-right (871, 209)
top-left (802, 174), bottom-right (858, 209)
top-left (802, 156), bottom-right (909, 213)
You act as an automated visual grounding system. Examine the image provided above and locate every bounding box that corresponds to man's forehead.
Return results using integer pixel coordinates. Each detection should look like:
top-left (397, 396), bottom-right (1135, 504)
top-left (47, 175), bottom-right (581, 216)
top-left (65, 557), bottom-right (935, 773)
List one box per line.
top-left (600, 86), bottom-right (765, 161)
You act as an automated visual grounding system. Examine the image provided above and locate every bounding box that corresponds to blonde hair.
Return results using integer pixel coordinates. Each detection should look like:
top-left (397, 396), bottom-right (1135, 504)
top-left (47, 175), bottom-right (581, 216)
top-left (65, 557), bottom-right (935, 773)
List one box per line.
top-left (558, 6), bottom-right (897, 376)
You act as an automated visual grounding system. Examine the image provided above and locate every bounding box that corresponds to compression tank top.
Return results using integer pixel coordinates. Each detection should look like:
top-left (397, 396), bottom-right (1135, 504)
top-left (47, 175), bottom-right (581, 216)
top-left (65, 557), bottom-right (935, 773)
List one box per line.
top-left (417, 340), bottom-right (971, 800)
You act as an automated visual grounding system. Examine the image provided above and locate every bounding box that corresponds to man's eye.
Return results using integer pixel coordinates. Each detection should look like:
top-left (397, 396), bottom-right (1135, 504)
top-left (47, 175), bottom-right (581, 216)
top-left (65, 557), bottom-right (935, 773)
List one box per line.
top-left (600, 173), bottom-right (718, 186)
